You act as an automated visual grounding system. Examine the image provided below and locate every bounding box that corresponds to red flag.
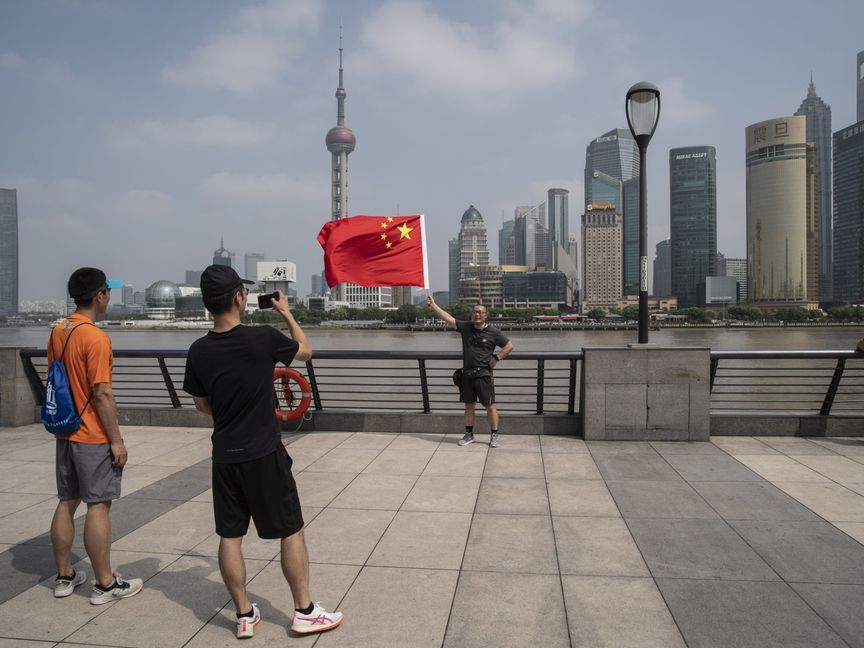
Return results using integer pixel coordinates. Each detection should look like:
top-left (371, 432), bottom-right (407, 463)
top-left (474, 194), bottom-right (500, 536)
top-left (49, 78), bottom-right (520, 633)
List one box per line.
top-left (317, 214), bottom-right (429, 288)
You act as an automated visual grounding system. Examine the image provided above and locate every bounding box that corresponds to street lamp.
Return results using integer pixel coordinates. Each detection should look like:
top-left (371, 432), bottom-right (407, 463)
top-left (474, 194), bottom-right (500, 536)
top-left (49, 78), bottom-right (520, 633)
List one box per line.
top-left (625, 82), bottom-right (661, 344)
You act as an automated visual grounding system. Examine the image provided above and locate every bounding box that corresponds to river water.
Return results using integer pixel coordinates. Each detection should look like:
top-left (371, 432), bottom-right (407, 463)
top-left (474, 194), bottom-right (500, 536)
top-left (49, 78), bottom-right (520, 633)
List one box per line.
top-left (3, 325), bottom-right (864, 352)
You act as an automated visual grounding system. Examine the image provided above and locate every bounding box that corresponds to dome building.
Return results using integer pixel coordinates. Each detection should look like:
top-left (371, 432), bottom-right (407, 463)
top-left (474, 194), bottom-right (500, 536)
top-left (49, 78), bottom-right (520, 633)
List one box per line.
top-left (144, 280), bottom-right (180, 319)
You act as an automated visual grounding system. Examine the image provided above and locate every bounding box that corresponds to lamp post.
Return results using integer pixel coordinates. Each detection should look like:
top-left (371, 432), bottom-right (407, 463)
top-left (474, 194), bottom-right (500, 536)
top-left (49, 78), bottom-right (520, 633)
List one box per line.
top-left (625, 82), bottom-right (661, 344)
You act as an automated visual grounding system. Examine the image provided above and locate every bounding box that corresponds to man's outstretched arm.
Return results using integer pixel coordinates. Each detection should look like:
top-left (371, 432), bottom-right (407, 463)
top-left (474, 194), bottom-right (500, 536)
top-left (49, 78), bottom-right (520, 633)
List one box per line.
top-left (426, 295), bottom-right (457, 329)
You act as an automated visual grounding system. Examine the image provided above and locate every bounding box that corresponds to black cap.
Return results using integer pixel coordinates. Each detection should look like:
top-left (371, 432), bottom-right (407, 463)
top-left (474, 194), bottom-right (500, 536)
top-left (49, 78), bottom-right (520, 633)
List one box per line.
top-left (200, 264), bottom-right (254, 300)
top-left (68, 267), bottom-right (107, 300)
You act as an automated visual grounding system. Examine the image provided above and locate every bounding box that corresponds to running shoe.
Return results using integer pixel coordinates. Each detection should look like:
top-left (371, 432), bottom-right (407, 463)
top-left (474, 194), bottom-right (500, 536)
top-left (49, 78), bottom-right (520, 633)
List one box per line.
top-left (458, 432), bottom-right (475, 446)
top-left (54, 569), bottom-right (87, 598)
top-left (291, 602), bottom-right (343, 635)
top-left (90, 574), bottom-right (144, 605)
top-left (236, 603), bottom-right (261, 639)
top-left (490, 433), bottom-right (500, 448)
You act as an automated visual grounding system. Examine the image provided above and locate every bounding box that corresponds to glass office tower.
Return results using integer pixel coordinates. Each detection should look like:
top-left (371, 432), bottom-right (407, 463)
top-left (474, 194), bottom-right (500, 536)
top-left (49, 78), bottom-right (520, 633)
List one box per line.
top-left (832, 120), bottom-right (864, 303)
top-left (0, 188), bottom-right (18, 317)
top-left (669, 146), bottom-right (717, 308)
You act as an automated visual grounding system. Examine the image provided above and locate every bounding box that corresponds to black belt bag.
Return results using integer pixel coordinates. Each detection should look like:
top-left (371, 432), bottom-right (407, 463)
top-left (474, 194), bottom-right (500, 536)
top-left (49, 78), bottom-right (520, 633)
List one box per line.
top-left (453, 367), bottom-right (488, 386)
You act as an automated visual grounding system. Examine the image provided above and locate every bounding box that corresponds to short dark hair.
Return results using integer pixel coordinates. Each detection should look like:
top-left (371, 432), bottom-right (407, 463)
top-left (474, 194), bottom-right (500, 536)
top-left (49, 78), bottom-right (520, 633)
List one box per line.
top-left (68, 267), bottom-right (107, 306)
top-left (203, 289), bottom-right (240, 315)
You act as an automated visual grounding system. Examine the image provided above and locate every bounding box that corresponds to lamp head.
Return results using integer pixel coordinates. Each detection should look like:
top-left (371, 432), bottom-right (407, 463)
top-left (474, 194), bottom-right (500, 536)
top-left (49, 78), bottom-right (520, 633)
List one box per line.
top-left (625, 82), bottom-right (661, 148)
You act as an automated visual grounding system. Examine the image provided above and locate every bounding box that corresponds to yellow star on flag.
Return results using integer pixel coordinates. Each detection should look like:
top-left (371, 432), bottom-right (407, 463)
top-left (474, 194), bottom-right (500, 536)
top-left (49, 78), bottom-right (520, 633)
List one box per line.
top-left (381, 221), bottom-right (387, 229)
top-left (386, 241), bottom-right (392, 249)
top-left (397, 222), bottom-right (414, 240)
top-left (380, 232), bottom-right (387, 240)
top-left (387, 217), bottom-right (394, 222)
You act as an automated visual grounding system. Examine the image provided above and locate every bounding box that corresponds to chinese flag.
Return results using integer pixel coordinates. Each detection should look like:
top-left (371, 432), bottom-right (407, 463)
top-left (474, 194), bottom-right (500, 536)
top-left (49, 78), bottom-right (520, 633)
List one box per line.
top-left (317, 214), bottom-right (429, 288)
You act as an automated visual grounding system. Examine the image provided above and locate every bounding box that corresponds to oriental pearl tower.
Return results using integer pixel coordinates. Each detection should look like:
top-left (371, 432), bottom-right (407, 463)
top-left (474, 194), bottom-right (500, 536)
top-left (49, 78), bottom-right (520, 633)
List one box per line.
top-left (325, 35), bottom-right (355, 301)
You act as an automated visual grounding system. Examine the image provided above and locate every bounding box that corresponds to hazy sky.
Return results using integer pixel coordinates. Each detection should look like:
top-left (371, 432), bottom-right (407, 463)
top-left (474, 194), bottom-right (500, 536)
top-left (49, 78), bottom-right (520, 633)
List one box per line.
top-left (2, 0), bottom-right (862, 302)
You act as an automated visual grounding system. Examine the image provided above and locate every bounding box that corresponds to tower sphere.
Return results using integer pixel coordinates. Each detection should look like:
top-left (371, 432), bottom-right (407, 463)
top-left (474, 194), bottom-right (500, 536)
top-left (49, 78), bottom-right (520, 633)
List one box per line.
top-left (461, 204), bottom-right (483, 223)
top-left (326, 125), bottom-right (356, 153)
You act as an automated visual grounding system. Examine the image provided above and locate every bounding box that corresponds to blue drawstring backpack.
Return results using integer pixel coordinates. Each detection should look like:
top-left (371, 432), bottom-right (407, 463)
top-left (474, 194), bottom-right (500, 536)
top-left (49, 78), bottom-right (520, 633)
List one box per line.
top-left (41, 323), bottom-right (95, 436)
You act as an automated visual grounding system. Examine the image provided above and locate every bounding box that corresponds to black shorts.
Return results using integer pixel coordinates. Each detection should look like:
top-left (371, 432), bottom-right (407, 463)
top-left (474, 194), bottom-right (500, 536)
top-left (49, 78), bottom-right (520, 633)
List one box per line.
top-left (212, 446), bottom-right (304, 539)
top-left (460, 375), bottom-right (495, 407)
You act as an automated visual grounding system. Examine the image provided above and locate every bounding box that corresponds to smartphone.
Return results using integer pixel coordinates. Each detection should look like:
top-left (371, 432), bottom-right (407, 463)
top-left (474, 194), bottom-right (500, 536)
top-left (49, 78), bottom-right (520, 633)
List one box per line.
top-left (257, 292), bottom-right (279, 309)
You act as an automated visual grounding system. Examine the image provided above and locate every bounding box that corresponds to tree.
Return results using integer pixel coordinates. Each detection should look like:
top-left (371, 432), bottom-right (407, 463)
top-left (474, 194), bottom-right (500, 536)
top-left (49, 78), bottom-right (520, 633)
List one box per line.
top-left (620, 305), bottom-right (639, 321)
top-left (586, 308), bottom-right (606, 320)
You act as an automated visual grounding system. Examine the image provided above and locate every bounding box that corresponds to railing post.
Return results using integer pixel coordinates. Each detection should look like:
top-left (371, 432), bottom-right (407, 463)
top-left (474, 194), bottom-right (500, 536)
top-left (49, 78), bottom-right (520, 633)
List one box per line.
top-left (306, 360), bottom-right (323, 410)
top-left (709, 356), bottom-right (718, 390)
top-left (157, 356), bottom-right (182, 408)
top-left (19, 350), bottom-right (45, 403)
top-left (536, 359), bottom-right (545, 415)
top-left (568, 357), bottom-right (577, 415)
top-left (418, 359), bottom-right (430, 413)
top-left (820, 357), bottom-right (846, 416)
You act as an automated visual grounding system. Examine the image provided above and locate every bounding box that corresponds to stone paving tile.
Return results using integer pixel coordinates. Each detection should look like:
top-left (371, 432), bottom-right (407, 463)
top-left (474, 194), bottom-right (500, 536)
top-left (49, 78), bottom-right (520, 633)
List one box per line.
top-left (490, 434), bottom-right (541, 451)
top-left (553, 516), bottom-right (649, 577)
top-left (773, 481), bottom-right (864, 522)
top-left (754, 436), bottom-right (838, 455)
top-left (285, 446), bottom-right (331, 471)
top-left (0, 549), bottom-right (178, 643)
top-left (183, 562), bottom-right (360, 648)
top-left (123, 463), bottom-right (210, 502)
top-left (808, 437), bottom-right (864, 457)
top-left (475, 477), bottom-right (549, 515)
top-left (607, 480), bottom-right (720, 519)
top-left (286, 432), bottom-right (351, 451)
top-left (664, 453), bottom-right (763, 481)
top-left (367, 511), bottom-right (472, 570)
top-left (790, 583), bottom-right (864, 648)
top-left (119, 464), bottom-right (186, 496)
top-left (835, 521), bottom-right (864, 544)
top-left (650, 441), bottom-right (726, 455)
top-left (0, 499), bottom-right (68, 545)
top-left (729, 519), bottom-right (864, 584)
top-left (846, 482), bottom-right (864, 496)
top-left (0, 492), bottom-right (54, 518)
top-left (303, 448), bottom-right (381, 474)
top-left (385, 433), bottom-right (444, 450)
top-left (626, 517), bottom-right (779, 581)
top-left (361, 449), bottom-right (434, 475)
top-left (187, 522), bottom-right (281, 561)
top-left (539, 435), bottom-right (589, 453)
top-left (113, 501), bottom-right (215, 554)
top-left (401, 475), bottom-right (481, 513)
top-left (335, 432), bottom-right (397, 450)
top-left (444, 572), bottom-right (570, 648)
top-left (440, 434), bottom-right (490, 451)
top-left (304, 508), bottom-right (395, 565)
top-left (0, 439), bottom-right (57, 462)
top-left (794, 455), bottom-right (864, 483)
top-left (657, 578), bottom-right (849, 648)
top-left (547, 479), bottom-right (620, 517)
top-left (293, 471), bottom-right (356, 507)
top-left (142, 441), bottom-right (213, 467)
top-left (594, 453), bottom-right (682, 481)
top-left (422, 449), bottom-right (487, 476)
top-left (562, 576), bottom-right (686, 648)
top-left (317, 566), bottom-right (457, 648)
top-left (0, 639), bottom-right (60, 647)
top-left (689, 481), bottom-right (822, 521)
top-left (543, 452), bottom-right (602, 480)
top-left (483, 450), bottom-right (544, 478)
top-left (462, 514), bottom-right (558, 574)
top-left (328, 473), bottom-right (418, 511)
top-left (0, 460), bottom-right (57, 494)
top-left (733, 454), bottom-right (831, 482)
top-left (711, 436), bottom-right (781, 455)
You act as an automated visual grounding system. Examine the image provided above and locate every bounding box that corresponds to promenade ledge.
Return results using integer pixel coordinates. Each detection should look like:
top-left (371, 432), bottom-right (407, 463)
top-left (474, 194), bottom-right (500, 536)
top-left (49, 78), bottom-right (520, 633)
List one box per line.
top-left (0, 425), bottom-right (863, 647)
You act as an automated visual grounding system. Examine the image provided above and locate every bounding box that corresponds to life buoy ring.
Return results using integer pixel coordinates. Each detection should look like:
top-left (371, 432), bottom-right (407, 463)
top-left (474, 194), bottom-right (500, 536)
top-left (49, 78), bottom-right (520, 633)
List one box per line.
top-left (273, 368), bottom-right (312, 422)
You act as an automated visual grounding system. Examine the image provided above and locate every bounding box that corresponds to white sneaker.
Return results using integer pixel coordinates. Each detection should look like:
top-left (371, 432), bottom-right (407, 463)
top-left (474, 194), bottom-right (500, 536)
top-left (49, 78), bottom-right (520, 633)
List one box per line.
top-left (90, 575), bottom-right (144, 605)
top-left (54, 569), bottom-right (87, 598)
top-left (291, 602), bottom-right (343, 635)
top-left (236, 603), bottom-right (261, 639)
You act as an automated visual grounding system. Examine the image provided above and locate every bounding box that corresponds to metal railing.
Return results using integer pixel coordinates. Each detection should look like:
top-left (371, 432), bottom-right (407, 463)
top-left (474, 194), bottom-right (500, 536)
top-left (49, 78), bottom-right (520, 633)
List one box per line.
top-left (19, 349), bottom-right (581, 415)
top-left (18, 348), bottom-right (864, 417)
top-left (710, 350), bottom-right (864, 416)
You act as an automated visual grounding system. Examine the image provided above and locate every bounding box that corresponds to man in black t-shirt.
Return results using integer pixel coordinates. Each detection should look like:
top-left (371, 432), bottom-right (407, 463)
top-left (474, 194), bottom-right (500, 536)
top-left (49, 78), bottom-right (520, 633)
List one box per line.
top-left (427, 296), bottom-right (513, 447)
top-left (183, 265), bottom-right (342, 639)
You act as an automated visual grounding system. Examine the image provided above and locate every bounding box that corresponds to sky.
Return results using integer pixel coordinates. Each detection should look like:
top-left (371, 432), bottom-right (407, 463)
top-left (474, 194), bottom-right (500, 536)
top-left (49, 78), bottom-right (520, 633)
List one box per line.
top-left (2, 0), bottom-right (863, 303)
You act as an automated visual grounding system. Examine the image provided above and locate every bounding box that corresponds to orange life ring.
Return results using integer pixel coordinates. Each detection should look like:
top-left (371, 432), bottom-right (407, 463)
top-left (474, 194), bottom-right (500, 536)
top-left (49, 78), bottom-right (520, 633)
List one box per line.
top-left (273, 367), bottom-right (312, 422)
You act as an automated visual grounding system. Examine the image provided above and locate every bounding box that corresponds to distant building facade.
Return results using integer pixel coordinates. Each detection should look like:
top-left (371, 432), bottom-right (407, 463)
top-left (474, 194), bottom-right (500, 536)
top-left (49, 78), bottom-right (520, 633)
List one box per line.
top-left (0, 188), bottom-right (18, 317)
top-left (585, 129), bottom-right (640, 295)
top-left (213, 238), bottom-right (233, 267)
top-left (581, 203), bottom-right (623, 311)
top-left (858, 50), bottom-right (864, 123)
top-left (746, 116), bottom-right (816, 307)
top-left (833, 120), bottom-right (864, 303)
top-left (653, 239), bottom-right (671, 297)
top-left (795, 77), bottom-right (833, 301)
top-left (244, 252), bottom-right (264, 284)
top-left (502, 271), bottom-right (567, 309)
top-left (185, 270), bottom-right (203, 286)
top-left (499, 218), bottom-right (517, 265)
top-left (723, 257), bottom-right (748, 302)
top-left (448, 238), bottom-right (460, 303)
top-left (669, 146), bottom-right (717, 308)
top-left (456, 205), bottom-right (490, 305)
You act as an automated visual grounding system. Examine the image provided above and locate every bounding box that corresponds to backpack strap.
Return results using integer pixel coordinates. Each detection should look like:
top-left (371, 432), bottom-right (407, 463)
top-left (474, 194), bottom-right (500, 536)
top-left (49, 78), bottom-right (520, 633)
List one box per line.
top-left (50, 320), bottom-right (99, 418)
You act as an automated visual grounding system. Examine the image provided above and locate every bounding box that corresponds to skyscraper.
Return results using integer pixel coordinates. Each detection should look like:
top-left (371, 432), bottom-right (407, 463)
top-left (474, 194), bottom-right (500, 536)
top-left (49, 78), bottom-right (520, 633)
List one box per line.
top-left (0, 188), bottom-right (18, 316)
top-left (457, 205), bottom-right (490, 305)
top-left (513, 204), bottom-right (549, 268)
top-left (858, 50), bottom-right (864, 123)
top-left (325, 35), bottom-right (356, 302)
top-left (448, 238), bottom-right (460, 303)
top-left (245, 252), bottom-right (264, 283)
top-left (547, 188), bottom-right (569, 255)
top-left (585, 129), bottom-right (640, 294)
top-left (653, 239), bottom-right (671, 297)
top-left (213, 238), bottom-right (233, 267)
top-left (832, 119), bottom-right (864, 303)
top-left (746, 116), bottom-right (813, 306)
top-left (498, 218), bottom-right (516, 265)
top-left (581, 203), bottom-right (623, 311)
top-left (795, 76), bottom-right (832, 301)
top-left (724, 258), bottom-right (748, 301)
top-left (669, 146), bottom-right (717, 308)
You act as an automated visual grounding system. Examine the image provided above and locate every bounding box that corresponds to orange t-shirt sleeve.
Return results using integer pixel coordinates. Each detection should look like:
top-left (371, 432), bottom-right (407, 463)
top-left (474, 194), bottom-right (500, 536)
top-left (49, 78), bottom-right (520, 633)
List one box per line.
top-left (85, 332), bottom-right (113, 386)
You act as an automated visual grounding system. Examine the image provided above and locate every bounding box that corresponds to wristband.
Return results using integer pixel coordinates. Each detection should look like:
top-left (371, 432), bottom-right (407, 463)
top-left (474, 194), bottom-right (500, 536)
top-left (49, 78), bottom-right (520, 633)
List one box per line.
top-left (493, 354), bottom-right (500, 362)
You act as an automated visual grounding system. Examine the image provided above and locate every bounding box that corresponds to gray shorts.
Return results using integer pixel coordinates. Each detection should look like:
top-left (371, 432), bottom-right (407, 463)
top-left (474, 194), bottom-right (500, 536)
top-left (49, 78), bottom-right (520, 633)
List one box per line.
top-left (56, 440), bottom-right (122, 503)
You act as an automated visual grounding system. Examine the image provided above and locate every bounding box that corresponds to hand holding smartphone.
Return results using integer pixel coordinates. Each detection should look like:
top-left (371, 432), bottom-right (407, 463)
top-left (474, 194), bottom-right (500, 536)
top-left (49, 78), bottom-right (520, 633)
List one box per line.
top-left (257, 292), bottom-right (280, 309)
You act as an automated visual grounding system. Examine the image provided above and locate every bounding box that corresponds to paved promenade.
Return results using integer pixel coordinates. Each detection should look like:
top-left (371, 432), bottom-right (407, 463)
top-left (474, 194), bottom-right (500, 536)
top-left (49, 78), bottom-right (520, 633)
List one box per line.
top-left (0, 425), bottom-right (863, 647)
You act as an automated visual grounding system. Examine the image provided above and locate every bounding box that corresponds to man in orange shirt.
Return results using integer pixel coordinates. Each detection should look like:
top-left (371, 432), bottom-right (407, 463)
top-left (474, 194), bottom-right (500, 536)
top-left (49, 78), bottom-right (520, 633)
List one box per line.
top-left (48, 267), bottom-right (143, 605)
